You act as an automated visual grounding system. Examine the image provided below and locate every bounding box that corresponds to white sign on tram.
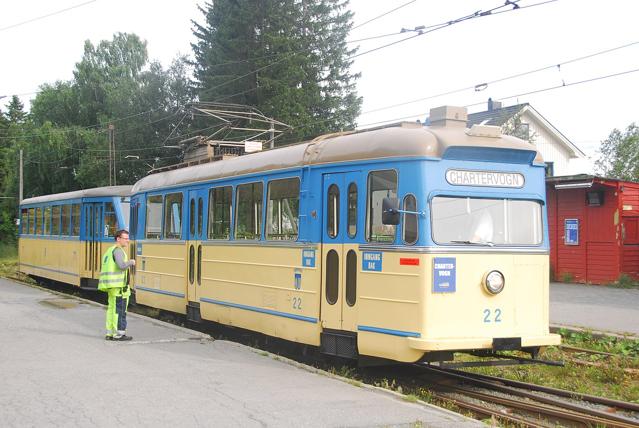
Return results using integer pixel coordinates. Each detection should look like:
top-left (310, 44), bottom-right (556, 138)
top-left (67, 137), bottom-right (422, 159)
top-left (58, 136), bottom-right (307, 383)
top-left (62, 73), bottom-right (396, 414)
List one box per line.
top-left (445, 169), bottom-right (525, 188)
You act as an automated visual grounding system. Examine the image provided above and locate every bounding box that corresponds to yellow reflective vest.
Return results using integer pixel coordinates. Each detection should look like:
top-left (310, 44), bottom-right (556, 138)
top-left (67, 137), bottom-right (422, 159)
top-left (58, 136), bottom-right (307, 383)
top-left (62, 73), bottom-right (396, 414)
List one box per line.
top-left (98, 245), bottom-right (129, 295)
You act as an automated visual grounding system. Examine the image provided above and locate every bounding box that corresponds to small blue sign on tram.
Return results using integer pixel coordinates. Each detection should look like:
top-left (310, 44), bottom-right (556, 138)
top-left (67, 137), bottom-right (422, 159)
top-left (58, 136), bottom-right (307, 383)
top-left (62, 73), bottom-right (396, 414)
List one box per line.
top-left (362, 251), bottom-right (383, 271)
top-left (564, 219), bottom-right (579, 245)
top-left (302, 249), bottom-right (316, 267)
top-left (433, 257), bottom-right (456, 293)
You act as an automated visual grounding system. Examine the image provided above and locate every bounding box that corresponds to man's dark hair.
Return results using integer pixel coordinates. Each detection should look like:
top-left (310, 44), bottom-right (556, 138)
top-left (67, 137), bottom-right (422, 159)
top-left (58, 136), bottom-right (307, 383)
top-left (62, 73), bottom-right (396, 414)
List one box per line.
top-left (115, 229), bottom-right (130, 240)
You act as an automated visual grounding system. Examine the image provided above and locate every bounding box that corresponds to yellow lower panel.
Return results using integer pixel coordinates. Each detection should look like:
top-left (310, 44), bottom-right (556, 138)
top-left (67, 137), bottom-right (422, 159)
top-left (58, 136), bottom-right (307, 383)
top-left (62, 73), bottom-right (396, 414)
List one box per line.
top-left (199, 244), bottom-right (321, 346)
top-left (19, 238), bottom-right (81, 287)
top-left (407, 333), bottom-right (561, 351)
top-left (358, 332), bottom-right (425, 362)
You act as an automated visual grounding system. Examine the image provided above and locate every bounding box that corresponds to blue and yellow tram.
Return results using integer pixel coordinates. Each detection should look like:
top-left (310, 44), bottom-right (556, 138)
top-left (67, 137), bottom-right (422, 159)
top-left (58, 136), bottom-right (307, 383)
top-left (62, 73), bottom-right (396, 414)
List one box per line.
top-left (18, 186), bottom-right (132, 289)
top-left (129, 106), bottom-right (560, 363)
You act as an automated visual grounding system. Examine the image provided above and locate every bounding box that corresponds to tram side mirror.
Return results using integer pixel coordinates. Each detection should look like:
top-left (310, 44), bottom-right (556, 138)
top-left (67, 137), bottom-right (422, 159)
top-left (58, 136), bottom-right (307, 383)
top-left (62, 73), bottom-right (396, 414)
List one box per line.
top-left (382, 197), bottom-right (400, 225)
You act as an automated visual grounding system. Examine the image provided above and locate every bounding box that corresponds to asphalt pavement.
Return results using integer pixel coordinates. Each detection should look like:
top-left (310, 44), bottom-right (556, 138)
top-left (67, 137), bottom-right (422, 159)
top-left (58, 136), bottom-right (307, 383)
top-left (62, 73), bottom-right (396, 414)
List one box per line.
top-left (550, 281), bottom-right (639, 337)
top-left (0, 277), bottom-right (480, 428)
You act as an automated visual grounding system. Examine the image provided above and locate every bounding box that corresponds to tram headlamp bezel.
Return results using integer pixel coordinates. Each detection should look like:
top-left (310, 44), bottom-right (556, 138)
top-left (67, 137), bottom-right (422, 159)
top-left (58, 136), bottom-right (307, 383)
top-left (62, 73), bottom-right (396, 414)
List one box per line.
top-left (483, 270), bottom-right (505, 295)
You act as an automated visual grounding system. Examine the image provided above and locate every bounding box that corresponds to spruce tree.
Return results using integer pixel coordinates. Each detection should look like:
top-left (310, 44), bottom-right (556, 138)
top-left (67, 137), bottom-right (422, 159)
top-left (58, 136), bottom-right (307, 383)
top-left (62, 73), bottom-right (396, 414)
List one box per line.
top-left (191, 0), bottom-right (362, 142)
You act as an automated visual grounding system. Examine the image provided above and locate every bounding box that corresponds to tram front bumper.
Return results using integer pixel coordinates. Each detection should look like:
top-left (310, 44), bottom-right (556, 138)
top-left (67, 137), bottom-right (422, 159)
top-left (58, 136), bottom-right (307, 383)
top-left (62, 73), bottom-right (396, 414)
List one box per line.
top-left (407, 333), bottom-right (561, 351)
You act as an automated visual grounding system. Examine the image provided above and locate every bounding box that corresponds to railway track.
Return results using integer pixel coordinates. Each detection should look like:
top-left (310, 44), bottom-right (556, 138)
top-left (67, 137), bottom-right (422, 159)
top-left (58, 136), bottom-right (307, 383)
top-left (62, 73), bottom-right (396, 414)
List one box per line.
top-left (559, 344), bottom-right (639, 375)
top-left (416, 364), bottom-right (639, 427)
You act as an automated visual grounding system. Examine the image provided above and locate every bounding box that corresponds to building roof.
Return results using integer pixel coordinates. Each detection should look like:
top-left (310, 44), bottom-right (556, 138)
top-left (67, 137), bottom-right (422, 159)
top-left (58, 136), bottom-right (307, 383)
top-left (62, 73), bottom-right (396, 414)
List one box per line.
top-left (467, 103), bottom-right (586, 158)
top-left (546, 174), bottom-right (639, 186)
top-left (467, 103), bottom-right (529, 127)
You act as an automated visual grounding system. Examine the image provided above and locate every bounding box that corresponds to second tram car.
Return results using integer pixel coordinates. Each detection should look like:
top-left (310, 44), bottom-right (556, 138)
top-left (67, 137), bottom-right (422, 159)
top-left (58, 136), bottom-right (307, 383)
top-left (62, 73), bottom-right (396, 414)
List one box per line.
top-left (18, 186), bottom-right (132, 289)
top-left (128, 106), bottom-right (560, 363)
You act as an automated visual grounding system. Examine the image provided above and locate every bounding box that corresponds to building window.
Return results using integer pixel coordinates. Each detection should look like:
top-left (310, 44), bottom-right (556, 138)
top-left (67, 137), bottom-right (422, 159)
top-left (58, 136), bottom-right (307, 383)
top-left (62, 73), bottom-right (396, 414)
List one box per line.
top-left (545, 162), bottom-right (554, 177)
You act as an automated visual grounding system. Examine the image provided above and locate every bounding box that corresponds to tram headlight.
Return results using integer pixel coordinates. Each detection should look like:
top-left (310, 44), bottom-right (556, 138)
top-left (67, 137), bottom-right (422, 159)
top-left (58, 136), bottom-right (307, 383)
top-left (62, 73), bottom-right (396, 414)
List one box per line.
top-left (484, 270), bottom-right (505, 295)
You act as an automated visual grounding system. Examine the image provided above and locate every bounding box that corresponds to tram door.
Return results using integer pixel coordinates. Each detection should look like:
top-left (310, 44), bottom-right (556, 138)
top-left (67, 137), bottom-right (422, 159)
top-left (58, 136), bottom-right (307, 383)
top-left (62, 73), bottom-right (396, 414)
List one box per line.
top-left (82, 203), bottom-right (103, 280)
top-left (186, 189), bottom-right (206, 316)
top-left (320, 172), bottom-right (360, 332)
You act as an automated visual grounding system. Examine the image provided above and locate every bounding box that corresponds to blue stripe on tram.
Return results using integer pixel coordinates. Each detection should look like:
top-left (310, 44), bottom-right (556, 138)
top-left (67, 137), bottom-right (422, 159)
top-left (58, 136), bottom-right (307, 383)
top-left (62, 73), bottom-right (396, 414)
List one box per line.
top-left (357, 325), bottom-right (421, 338)
top-left (135, 286), bottom-right (185, 298)
top-left (200, 297), bottom-right (318, 324)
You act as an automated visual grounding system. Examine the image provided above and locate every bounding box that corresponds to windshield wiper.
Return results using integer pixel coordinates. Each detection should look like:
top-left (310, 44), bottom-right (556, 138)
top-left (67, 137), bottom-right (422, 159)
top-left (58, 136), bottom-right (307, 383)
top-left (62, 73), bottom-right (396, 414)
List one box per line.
top-left (450, 240), bottom-right (495, 247)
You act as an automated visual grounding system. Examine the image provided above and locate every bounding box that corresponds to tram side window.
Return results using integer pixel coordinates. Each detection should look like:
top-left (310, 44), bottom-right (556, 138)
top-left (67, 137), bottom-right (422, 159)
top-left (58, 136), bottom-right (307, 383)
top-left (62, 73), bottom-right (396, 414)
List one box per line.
top-left (208, 186), bottom-right (232, 239)
top-left (104, 202), bottom-right (118, 237)
top-left (327, 184), bottom-right (339, 238)
top-left (35, 207), bottom-right (43, 235)
top-left (28, 208), bottom-right (35, 234)
top-left (61, 205), bottom-right (71, 236)
top-left (44, 206), bottom-right (52, 235)
top-left (266, 178), bottom-right (299, 241)
top-left (366, 170), bottom-right (398, 243)
top-left (164, 193), bottom-right (183, 239)
top-left (347, 182), bottom-right (357, 238)
top-left (146, 195), bottom-right (163, 239)
top-left (52, 206), bottom-right (61, 235)
top-left (130, 203), bottom-right (138, 237)
top-left (20, 208), bottom-right (29, 235)
top-left (71, 204), bottom-right (80, 236)
top-left (403, 195), bottom-right (418, 245)
top-left (235, 182), bottom-right (263, 240)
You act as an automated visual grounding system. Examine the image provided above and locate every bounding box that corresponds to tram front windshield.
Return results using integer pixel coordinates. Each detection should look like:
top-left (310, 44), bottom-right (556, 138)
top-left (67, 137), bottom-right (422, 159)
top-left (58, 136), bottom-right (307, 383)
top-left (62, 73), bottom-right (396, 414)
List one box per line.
top-left (431, 197), bottom-right (542, 246)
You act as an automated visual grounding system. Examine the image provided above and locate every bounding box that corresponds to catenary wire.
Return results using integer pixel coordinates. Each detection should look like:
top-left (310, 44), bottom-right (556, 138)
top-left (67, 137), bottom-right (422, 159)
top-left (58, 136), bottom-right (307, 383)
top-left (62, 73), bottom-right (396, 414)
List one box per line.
top-left (0, 0), bottom-right (98, 32)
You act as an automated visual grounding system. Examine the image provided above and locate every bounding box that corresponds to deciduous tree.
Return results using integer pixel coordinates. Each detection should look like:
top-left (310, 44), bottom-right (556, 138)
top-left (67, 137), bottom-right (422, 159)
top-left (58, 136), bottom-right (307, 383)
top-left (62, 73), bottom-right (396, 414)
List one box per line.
top-left (595, 123), bottom-right (639, 180)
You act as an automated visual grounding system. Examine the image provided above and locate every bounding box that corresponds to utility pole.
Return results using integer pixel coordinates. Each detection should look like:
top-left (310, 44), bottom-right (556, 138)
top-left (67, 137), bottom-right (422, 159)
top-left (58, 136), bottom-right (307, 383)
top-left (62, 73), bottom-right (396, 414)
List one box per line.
top-left (269, 123), bottom-right (275, 149)
top-left (108, 124), bottom-right (115, 185)
top-left (19, 149), bottom-right (23, 204)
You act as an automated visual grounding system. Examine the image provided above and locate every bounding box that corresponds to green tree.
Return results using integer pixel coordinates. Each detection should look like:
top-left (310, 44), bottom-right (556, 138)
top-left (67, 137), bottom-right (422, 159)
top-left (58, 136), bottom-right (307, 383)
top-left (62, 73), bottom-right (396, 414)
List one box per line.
top-left (191, 0), bottom-right (362, 142)
top-left (0, 96), bottom-right (29, 242)
top-left (29, 33), bottom-right (193, 186)
top-left (595, 123), bottom-right (639, 180)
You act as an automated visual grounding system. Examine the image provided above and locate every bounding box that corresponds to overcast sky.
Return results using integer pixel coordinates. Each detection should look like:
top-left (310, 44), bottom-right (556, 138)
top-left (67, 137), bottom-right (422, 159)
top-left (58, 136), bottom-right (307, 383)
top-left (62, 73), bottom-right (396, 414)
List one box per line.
top-left (2, 0), bottom-right (638, 169)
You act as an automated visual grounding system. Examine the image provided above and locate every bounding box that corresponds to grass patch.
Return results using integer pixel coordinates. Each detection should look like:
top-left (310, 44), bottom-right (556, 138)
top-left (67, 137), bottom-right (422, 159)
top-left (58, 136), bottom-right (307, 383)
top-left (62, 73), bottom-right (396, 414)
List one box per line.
top-left (403, 394), bottom-right (419, 403)
top-left (0, 242), bottom-right (18, 278)
top-left (462, 331), bottom-right (639, 403)
top-left (609, 273), bottom-right (639, 289)
top-left (560, 328), bottom-right (639, 356)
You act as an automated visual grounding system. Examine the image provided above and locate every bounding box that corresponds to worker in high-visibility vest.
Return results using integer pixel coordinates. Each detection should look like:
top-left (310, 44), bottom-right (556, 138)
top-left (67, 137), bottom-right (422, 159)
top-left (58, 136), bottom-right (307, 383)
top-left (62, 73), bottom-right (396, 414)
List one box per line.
top-left (98, 229), bottom-right (136, 341)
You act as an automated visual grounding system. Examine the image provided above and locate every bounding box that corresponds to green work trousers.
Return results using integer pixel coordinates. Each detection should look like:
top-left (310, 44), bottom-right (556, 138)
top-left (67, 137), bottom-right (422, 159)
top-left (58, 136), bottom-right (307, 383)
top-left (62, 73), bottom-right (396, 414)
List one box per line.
top-left (106, 287), bottom-right (129, 337)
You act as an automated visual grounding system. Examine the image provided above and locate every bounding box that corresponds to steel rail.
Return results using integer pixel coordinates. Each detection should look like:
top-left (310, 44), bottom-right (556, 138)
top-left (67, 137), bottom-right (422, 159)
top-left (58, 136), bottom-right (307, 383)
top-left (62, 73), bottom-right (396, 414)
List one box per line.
top-left (430, 392), bottom-right (548, 428)
top-left (438, 384), bottom-right (639, 428)
top-left (428, 365), bottom-right (639, 413)
top-left (420, 365), bottom-right (639, 426)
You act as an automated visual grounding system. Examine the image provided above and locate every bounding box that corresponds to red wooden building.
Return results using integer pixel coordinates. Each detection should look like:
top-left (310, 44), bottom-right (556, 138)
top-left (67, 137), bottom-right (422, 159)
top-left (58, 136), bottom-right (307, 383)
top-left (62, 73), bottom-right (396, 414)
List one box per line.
top-left (546, 175), bottom-right (639, 284)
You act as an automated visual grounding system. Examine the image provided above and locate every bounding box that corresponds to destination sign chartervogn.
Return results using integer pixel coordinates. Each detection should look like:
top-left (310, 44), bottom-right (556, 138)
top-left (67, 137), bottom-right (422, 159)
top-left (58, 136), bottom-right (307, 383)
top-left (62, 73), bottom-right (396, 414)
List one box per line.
top-left (445, 169), bottom-right (525, 188)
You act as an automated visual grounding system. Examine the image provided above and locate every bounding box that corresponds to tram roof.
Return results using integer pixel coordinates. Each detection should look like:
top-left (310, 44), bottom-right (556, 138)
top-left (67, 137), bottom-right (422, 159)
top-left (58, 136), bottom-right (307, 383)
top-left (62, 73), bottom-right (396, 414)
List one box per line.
top-left (132, 122), bottom-right (542, 193)
top-left (20, 185), bottom-right (132, 206)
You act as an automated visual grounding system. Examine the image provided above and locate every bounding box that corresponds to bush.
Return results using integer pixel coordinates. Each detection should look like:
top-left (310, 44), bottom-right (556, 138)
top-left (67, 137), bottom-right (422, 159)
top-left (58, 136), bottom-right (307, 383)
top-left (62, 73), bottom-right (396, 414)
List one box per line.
top-left (560, 272), bottom-right (574, 283)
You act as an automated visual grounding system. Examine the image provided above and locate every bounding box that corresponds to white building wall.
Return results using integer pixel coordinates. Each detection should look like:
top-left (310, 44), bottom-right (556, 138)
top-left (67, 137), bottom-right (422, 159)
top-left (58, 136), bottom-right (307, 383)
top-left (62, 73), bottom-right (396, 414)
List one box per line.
top-left (519, 111), bottom-right (591, 176)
